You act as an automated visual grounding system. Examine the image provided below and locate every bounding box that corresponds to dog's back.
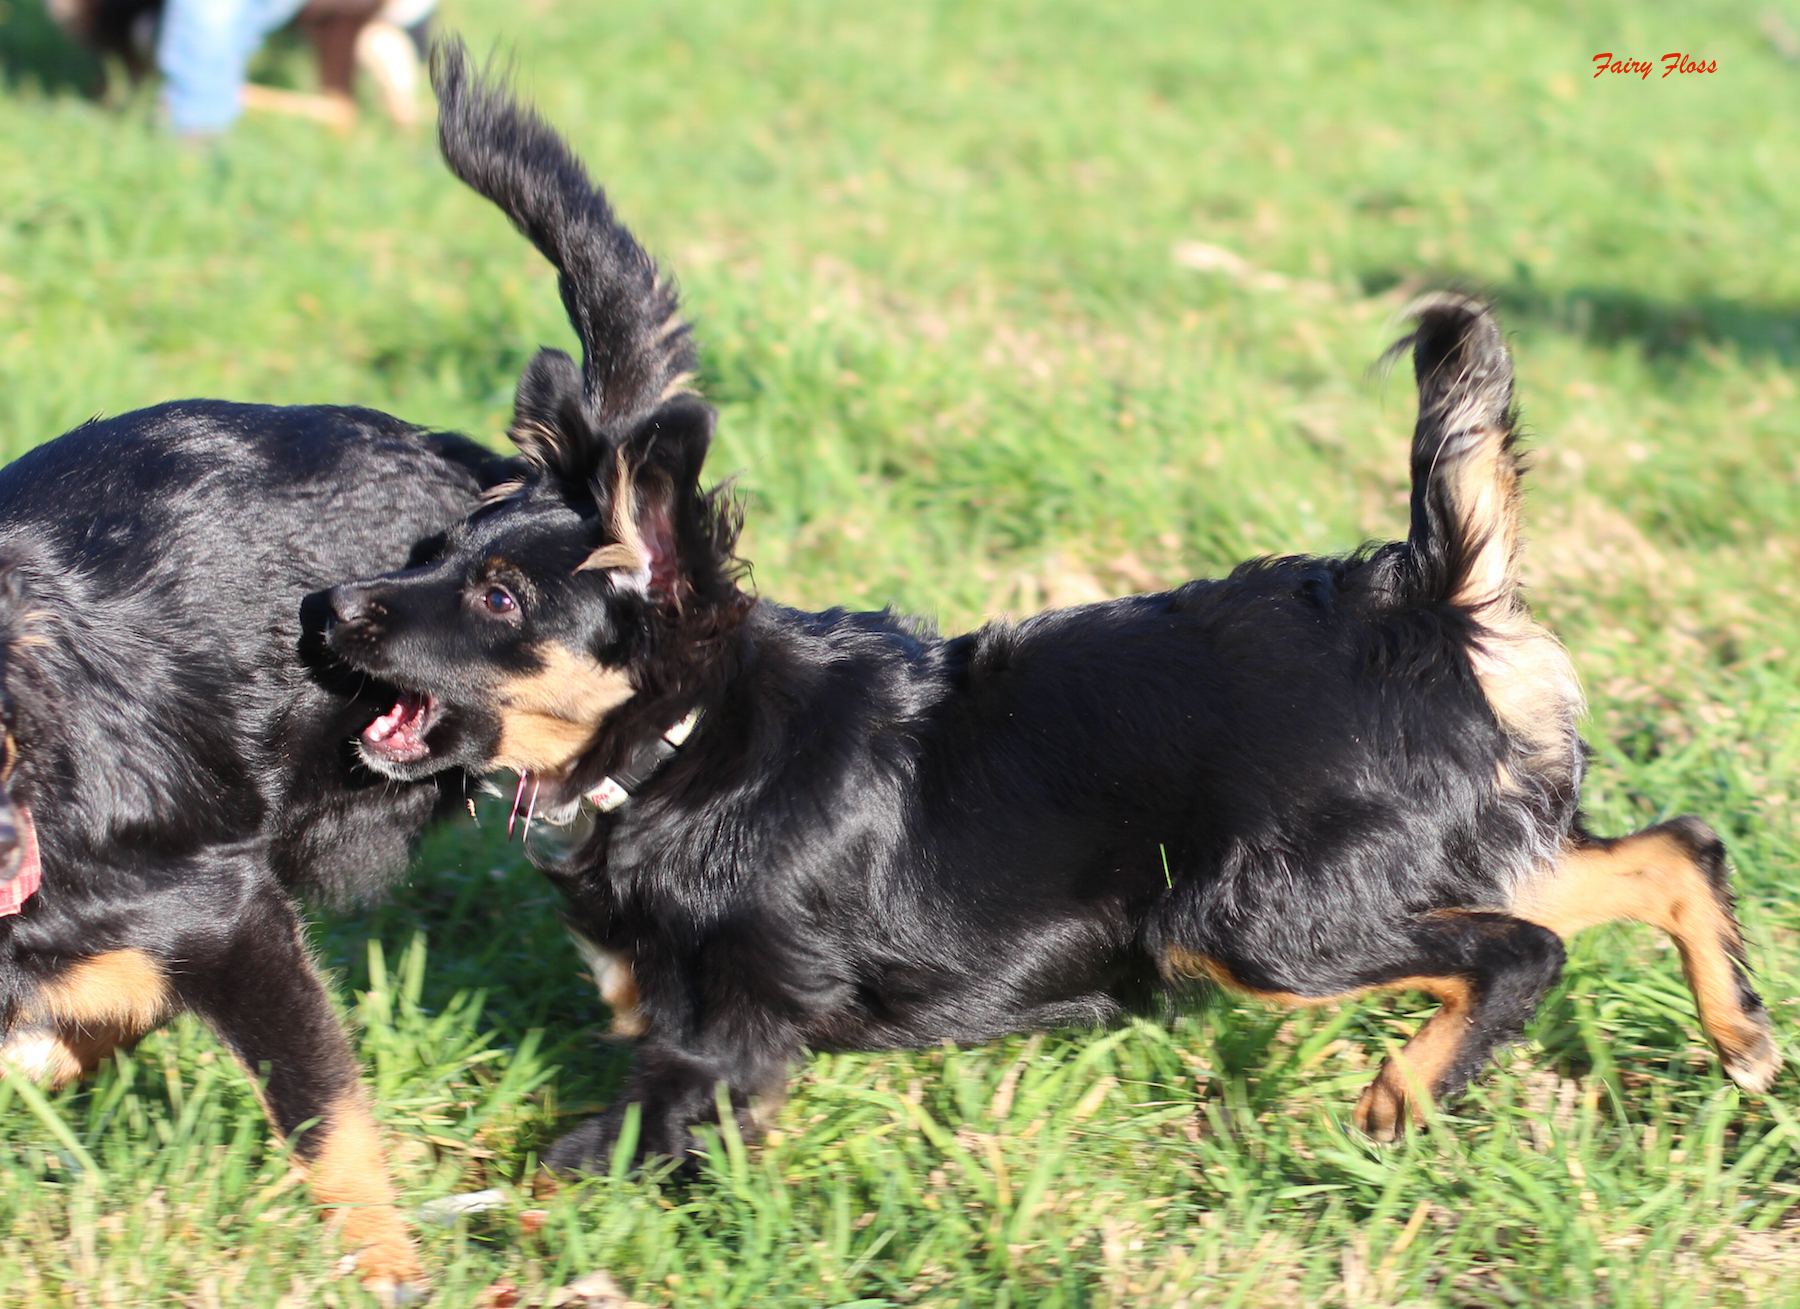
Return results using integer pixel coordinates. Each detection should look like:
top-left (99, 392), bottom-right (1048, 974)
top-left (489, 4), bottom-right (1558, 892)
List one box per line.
top-left (0, 400), bottom-right (500, 897)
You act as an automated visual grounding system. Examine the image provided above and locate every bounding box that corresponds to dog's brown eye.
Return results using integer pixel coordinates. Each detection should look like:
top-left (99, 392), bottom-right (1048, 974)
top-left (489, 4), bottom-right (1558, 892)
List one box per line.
top-left (484, 587), bottom-right (517, 615)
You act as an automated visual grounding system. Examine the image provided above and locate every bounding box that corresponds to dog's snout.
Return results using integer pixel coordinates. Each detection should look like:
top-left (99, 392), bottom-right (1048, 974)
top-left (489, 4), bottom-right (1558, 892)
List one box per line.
top-left (323, 582), bottom-right (398, 673)
top-left (328, 583), bottom-right (385, 627)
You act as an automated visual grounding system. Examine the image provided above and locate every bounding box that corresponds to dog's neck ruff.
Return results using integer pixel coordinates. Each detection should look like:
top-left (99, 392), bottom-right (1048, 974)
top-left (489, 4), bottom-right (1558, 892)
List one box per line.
top-left (586, 709), bottom-right (701, 813)
top-left (0, 806), bottom-right (41, 917)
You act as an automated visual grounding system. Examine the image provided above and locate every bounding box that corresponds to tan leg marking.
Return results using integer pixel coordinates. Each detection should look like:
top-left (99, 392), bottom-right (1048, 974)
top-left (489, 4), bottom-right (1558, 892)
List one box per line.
top-left (489, 642), bottom-right (635, 776)
top-left (301, 1089), bottom-right (423, 1295)
top-left (569, 932), bottom-right (647, 1038)
top-left (1165, 946), bottom-right (1479, 1140)
top-left (30, 949), bottom-right (169, 1030)
top-left (1352, 976), bottom-right (1474, 1142)
top-left (2, 950), bottom-right (171, 1086)
top-left (1513, 827), bottom-right (1780, 1092)
top-left (1165, 946), bottom-right (1336, 1008)
top-left (1164, 945), bottom-right (1364, 1009)
top-left (594, 951), bottom-right (647, 1039)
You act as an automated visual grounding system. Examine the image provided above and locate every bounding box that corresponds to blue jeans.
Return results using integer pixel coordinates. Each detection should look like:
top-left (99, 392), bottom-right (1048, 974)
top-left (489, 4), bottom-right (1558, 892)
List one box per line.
top-left (157, 0), bottom-right (309, 134)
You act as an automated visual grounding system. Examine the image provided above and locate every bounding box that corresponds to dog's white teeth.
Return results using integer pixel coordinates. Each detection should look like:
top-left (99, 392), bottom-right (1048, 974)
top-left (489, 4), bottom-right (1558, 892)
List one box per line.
top-left (367, 703), bottom-right (405, 736)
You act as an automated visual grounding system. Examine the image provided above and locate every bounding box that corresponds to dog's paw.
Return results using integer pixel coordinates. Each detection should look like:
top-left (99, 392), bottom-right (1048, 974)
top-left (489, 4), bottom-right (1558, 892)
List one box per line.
top-left (0, 1026), bottom-right (85, 1087)
top-left (360, 1275), bottom-right (427, 1308)
top-left (1722, 1027), bottom-right (1782, 1095)
top-left (543, 1113), bottom-right (617, 1175)
top-left (543, 1105), bottom-right (703, 1175)
top-left (1352, 1066), bottom-right (1421, 1144)
top-left (339, 1251), bottom-right (427, 1306)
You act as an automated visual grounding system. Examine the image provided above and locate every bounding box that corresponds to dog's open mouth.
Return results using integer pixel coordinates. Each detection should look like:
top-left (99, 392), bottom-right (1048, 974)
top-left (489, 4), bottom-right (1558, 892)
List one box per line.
top-left (362, 690), bottom-right (440, 764)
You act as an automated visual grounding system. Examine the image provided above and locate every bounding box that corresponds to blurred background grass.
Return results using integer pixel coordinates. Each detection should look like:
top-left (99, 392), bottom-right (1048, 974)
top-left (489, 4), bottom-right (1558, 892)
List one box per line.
top-left (2, 0), bottom-right (1800, 1304)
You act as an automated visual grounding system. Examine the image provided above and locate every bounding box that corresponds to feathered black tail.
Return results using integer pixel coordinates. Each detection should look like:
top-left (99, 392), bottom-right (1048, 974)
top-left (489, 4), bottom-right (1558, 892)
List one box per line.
top-left (1386, 293), bottom-right (1522, 619)
top-left (432, 39), bottom-right (696, 464)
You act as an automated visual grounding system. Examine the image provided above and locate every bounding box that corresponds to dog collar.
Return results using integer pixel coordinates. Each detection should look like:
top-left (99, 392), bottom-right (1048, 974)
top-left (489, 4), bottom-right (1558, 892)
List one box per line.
top-left (0, 805), bottom-right (41, 918)
top-left (586, 709), bottom-right (701, 813)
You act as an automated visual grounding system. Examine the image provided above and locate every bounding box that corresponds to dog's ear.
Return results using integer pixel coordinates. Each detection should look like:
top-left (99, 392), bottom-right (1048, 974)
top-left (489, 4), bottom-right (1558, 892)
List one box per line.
top-left (579, 395), bottom-right (717, 604)
top-left (508, 347), bottom-right (600, 485)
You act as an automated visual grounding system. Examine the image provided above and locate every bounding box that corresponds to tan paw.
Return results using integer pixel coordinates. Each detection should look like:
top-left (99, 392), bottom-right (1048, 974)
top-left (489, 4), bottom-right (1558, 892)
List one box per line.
top-left (1722, 1027), bottom-right (1782, 1095)
top-left (336, 1222), bottom-right (425, 1305)
top-left (346, 1249), bottom-right (426, 1307)
top-left (1353, 1079), bottom-right (1405, 1143)
top-left (0, 1028), bottom-right (84, 1087)
top-left (359, 1275), bottom-right (426, 1307)
top-left (1353, 1061), bottom-right (1431, 1143)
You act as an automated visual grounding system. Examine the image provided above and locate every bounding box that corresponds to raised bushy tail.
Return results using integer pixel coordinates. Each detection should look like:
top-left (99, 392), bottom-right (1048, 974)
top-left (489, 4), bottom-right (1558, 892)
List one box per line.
top-left (1388, 295), bottom-right (1585, 805)
top-left (1388, 293), bottom-right (1522, 623)
top-left (432, 38), bottom-right (695, 449)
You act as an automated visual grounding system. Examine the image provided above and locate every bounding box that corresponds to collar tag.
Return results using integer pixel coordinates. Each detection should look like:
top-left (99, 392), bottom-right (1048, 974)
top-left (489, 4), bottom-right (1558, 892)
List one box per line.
top-left (588, 776), bottom-right (631, 814)
top-left (0, 806), bottom-right (42, 918)
top-left (663, 709), bottom-right (699, 748)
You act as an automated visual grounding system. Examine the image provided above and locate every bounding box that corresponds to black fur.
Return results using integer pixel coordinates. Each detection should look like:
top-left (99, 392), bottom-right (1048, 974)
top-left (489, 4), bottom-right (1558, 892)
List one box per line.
top-left (326, 51), bottom-right (1599, 1168)
top-left (0, 400), bottom-right (513, 1289)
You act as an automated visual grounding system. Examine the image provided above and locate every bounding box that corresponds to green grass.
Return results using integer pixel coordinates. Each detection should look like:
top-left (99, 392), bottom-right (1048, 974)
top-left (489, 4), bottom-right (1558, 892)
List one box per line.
top-left (3, 0), bottom-right (1800, 1303)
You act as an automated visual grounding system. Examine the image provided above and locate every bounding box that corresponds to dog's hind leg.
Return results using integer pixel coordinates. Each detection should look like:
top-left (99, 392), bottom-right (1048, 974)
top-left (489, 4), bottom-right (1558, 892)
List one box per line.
top-left (1169, 911), bottom-right (1566, 1141)
top-left (175, 888), bottom-right (423, 1301)
top-left (1511, 817), bottom-right (1780, 1094)
top-left (1345, 914), bottom-right (1566, 1140)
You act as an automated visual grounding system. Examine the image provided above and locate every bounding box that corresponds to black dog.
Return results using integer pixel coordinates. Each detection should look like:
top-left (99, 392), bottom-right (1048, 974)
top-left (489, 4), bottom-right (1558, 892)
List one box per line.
top-left (328, 49), bottom-right (1781, 1168)
top-left (0, 402), bottom-right (512, 1292)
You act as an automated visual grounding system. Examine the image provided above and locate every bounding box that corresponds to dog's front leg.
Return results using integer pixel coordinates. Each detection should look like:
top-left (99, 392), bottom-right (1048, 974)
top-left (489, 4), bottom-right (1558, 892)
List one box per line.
top-left (546, 928), bottom-right (805, 1173)
top-left (177, 884), bottom-right (423, 1302)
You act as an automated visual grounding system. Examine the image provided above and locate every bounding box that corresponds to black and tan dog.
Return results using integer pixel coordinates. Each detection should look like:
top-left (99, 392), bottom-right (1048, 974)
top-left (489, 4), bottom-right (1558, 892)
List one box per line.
top-left (0, 403), bottom-right (513, 1293)
top-left (329, 47), bottom-right (1782, 1168)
